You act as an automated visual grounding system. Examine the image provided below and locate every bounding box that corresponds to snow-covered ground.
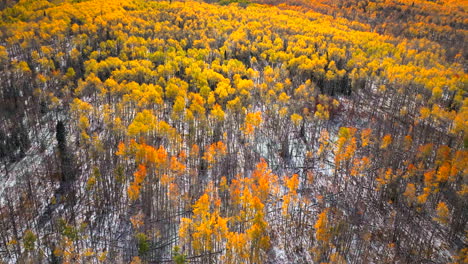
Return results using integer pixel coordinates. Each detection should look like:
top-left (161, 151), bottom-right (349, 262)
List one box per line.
top-left (0, 115), bottom-right (56, 206)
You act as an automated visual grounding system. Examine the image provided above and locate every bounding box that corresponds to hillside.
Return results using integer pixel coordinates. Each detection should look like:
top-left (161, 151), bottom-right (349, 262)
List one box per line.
top-left (0, 0), bottom-right (466, 263)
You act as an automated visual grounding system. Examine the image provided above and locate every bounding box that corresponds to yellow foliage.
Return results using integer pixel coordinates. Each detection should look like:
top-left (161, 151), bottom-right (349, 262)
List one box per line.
top-left (291, 113), bottom-right (303, 126)
top-left (220, 176), bottom-right (228, 191)
top-left (130, 256), bottom-right (142, 264)
top-left (360, 128), bottom-right (372, 147)
top-left (285, 174), bottom-right (299, 194)
top-left (437, 162), bottom-right (451, 182)
top-left (376, 168), bottom-right (393, 190)
top-left (210, 104), bottom-right (225, 122)
top-left (180, 191), bottom-right (229, 255)
top-left (115, 142), bottom-right (126, 156)
top-left (315, 209), bottom-right (330, 243)
top-left (170, 156), bottom-right (186, 175)
top-left (457, 185), bottom-right (468, 197)
top-left (335, 127), bottom-right (357, 166)
top-left (424, 170), bottom-right (436, 189)
top-left (251, 159), bottom-right (277, 202)
top-left (417, 187), bottom-right (431, 204)
top-left (380, 134), bottom-right (392, 149)
top-left (130, 213), bottom-right (144, 229)
top-left (202, 141), bottom-right (227, 165)
top-left (78, 115), bottom-right (89, 131)
top-left (450, 248), bottom-right (468, 264)
top-left (83, 248), bottom-right (94, 257)
top-left (278, 92), bottom-right (290, 103)
top-left (420, 107), bottom-right (431, 119)
top-left (434, 201), bottom-right (450, 225)
top-left (128, 110), bottom-right (157, 136)
top-left (330, 252), bottom-right (346, 264)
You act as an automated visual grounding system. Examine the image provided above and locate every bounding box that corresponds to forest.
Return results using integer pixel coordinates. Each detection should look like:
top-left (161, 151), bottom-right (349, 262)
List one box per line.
top-left (0, 0), bottom-right (466, 263)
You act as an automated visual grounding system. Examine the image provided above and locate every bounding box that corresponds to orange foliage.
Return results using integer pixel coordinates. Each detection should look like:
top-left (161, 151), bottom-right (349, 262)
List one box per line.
top-left (434, 202), bottom-right (450, 225)
top-left (335, 127), bottom-right (357, 167)
top-left (251, 159), bottom-right (278, 202)
top-left (170, 156), bottom-right (186, 175)
top-left (202, 141), bottom-right (227, 165)
top-left (315, 209), bottom-right (330, 243)
top-left (115, 141), bottom-right (126, 156)
top-left (360, 128), bottom-right (372, 147)
top-left (128, 164), bottom-right (147, 201)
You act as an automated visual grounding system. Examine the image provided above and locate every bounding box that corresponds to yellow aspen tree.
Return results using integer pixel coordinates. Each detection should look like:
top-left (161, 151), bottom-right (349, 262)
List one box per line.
top-left (243, 111), bottom-right (262, 136)
top-left (335, 127), bottom-right (357, 168)
top-left (380, 134), bottom-right (392, 149)
top-left (434, 202), bottom-right (450, 225)
top-left (202, 141), bottom-right (227, 166)
top-left (315, 209), bottom-right (331, 243)
top-left (251, 159), bottom-right (277, 203)
top-left (282, 174), bottom-right (299, 216)
top-left (179, 189), bottom-right (228, 256)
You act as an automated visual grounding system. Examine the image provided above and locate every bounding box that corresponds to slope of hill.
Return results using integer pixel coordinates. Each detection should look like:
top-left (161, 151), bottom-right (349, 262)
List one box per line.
top-left (0, 0), bottom-right (466, 263)
top-left (251, 0), bottom-right (468, 61)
